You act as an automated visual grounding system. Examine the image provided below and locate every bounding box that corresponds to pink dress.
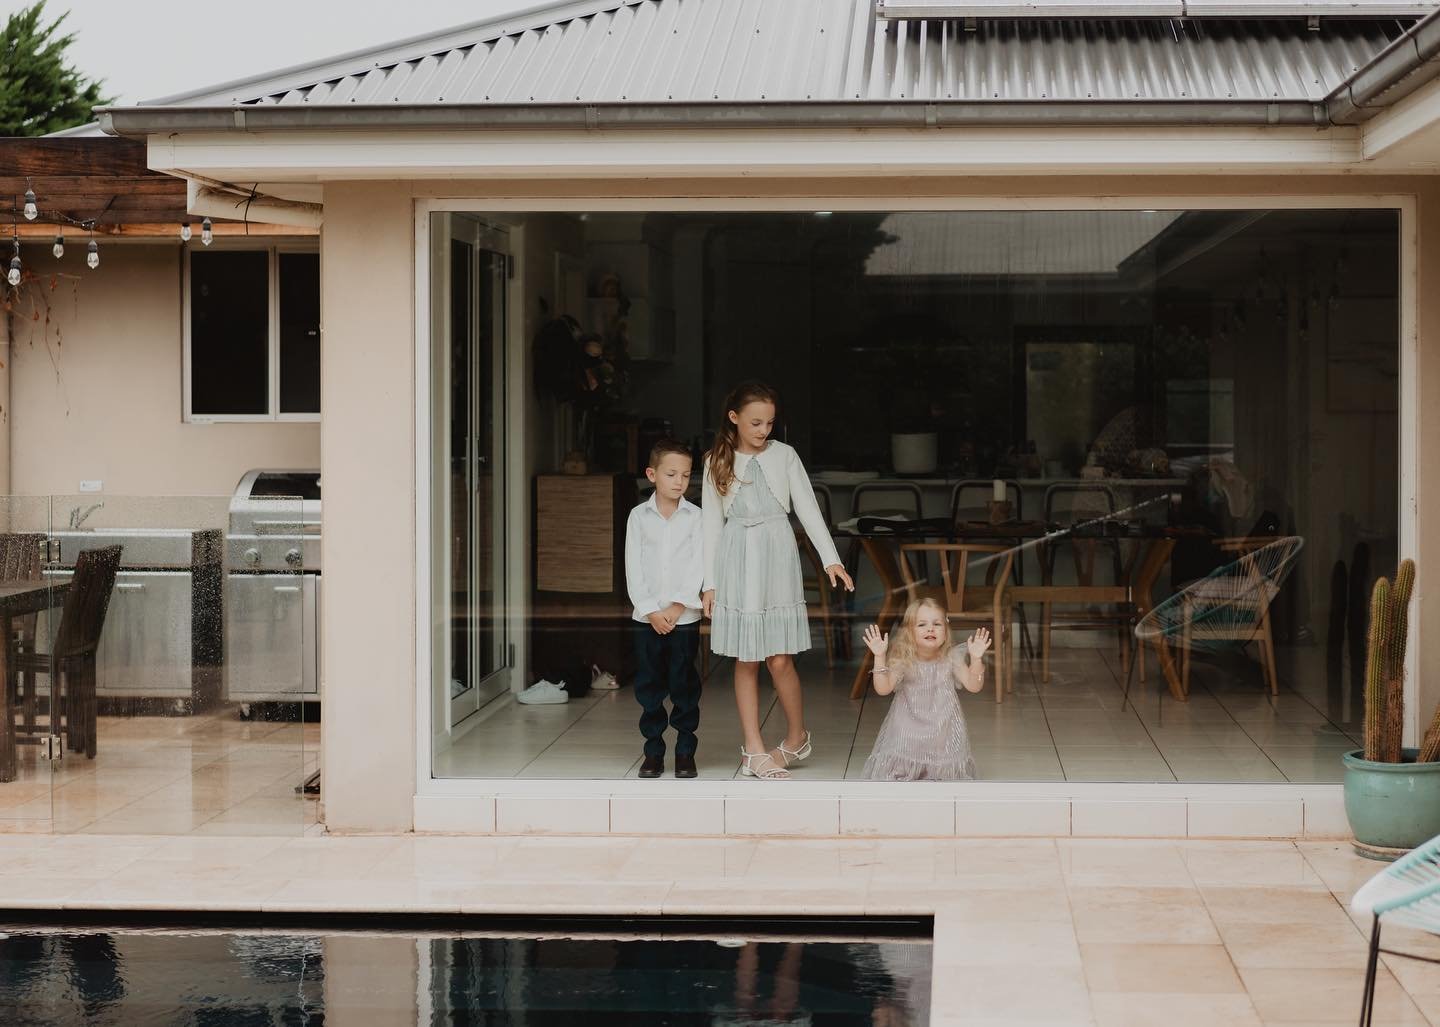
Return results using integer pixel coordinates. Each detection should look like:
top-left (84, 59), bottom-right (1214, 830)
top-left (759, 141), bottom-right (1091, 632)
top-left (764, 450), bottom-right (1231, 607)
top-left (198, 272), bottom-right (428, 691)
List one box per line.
top-left (862, 649), bottom-right (978, 781)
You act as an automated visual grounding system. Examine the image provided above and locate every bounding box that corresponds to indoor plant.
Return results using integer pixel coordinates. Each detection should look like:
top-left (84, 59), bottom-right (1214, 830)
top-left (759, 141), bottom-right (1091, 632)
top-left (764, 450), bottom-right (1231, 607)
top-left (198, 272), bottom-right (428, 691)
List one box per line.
top-left (1343, 559), bottom-right (1440, 858)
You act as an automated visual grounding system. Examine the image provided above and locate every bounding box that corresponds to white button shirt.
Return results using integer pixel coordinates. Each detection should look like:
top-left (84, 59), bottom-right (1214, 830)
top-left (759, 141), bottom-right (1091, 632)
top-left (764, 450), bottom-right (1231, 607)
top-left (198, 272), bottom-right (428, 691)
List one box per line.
top-left (625, 495), bottom-right (704, 625)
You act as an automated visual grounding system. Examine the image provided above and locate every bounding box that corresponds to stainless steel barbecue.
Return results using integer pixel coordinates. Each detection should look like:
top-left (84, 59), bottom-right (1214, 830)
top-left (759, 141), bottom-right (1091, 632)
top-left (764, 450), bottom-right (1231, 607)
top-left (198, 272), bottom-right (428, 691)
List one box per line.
top-left (225, 470), bottom-right (321, 708)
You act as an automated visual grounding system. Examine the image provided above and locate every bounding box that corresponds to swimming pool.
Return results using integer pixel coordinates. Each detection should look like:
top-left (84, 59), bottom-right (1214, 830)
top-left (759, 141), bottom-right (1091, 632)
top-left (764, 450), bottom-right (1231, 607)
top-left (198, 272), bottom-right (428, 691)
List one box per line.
top-left (0, 916), bottom-right (932, 1025)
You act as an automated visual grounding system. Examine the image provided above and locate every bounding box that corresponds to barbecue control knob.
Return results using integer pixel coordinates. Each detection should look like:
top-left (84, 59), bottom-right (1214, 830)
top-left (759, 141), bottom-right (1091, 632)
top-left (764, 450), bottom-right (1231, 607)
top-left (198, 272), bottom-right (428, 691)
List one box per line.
top-left (285, 548), bottom-right (303, 568)
top-left (243, 547), bottom-right (261, 567)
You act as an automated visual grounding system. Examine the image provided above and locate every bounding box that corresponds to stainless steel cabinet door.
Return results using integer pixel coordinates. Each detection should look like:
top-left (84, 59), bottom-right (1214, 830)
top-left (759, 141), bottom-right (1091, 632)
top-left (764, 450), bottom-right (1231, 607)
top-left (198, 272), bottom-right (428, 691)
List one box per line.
top-left (225, 573), bottom-right (316, 700)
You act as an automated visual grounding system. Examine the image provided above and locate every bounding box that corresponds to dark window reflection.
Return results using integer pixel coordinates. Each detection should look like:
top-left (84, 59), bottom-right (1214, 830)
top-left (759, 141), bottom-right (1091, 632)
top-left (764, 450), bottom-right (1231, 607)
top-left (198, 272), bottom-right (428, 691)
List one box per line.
top-left (190, 250), bottom-right (268, 416)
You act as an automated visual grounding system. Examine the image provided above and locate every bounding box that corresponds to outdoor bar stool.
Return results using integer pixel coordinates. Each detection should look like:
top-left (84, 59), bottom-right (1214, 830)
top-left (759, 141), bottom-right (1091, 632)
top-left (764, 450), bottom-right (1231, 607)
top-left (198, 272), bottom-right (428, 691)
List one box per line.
top-left (1350, 832), bottom-right (1440, 1027)
top-left (852, 481), bottom-right (924, 522)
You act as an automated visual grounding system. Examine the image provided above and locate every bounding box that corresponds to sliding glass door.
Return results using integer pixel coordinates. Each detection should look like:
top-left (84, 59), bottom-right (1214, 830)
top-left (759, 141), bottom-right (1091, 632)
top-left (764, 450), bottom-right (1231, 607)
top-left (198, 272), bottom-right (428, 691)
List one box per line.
top-left (431, 214), bottom-right (510, 736)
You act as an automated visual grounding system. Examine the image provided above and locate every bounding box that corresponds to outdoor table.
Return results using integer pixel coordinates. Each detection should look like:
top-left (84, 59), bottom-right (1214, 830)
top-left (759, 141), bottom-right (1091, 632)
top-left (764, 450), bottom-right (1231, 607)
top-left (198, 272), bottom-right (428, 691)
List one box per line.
top-left (0, 579), bottom-right (69, 783)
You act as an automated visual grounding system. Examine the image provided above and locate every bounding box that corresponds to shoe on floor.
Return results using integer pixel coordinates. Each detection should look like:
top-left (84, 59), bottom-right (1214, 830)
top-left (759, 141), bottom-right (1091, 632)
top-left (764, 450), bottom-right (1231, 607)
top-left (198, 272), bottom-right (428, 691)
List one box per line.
top-left (590, 664), bottom-right (620, 690)
top-left (674, 754), bottom-right (697, 779)
top-left (638, 755), bottom-right (664, 778)
top-left (516, 680), bottom-right (569, 705)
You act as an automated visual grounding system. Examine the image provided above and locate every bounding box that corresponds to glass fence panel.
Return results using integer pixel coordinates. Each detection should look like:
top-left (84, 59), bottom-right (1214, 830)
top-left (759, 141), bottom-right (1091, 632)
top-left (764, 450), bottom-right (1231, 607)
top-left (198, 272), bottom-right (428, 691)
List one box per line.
top-left (40, 495), bottom-right (313, 835)
top-left (430, 209), bottom-right (1400, 786)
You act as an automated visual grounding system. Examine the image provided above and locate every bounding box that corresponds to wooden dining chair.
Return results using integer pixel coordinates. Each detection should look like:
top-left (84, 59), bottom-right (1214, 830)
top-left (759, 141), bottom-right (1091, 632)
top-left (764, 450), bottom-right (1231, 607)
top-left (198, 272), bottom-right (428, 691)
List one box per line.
top-left (1037, 483), bottom-right (1130, 681)
top-left (797, 531), bottom-right (838, 669)
top-left (848, 538), bottom-right (915, 699)
top-left (13, 545), bottom-right (122, 759)
top-left (898, 542), bottom-right (1016, 703)
top-left (0, 533), bottom-right (47, 737)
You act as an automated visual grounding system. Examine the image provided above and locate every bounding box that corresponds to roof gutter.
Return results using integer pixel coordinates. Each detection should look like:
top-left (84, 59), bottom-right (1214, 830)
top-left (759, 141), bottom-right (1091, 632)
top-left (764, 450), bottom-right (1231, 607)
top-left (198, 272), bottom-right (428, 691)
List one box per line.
top-left (1325, 7), bottom-right (1440, 123)
top-left (98, 98), bottom-right (1332, 136)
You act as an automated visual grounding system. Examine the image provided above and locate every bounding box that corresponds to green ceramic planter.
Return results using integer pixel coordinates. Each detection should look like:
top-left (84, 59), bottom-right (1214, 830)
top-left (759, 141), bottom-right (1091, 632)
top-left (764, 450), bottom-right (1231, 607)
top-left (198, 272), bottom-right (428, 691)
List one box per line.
top-left (1343, 748), bottom-right (1440, 855)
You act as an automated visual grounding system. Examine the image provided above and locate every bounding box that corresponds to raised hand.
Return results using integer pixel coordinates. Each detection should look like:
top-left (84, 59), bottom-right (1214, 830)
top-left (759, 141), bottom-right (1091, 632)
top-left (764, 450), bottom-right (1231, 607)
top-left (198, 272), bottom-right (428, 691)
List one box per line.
top-left (863, 624), bottom-right (889, 657)
top-left (966, 626), bottom-right (992, 660)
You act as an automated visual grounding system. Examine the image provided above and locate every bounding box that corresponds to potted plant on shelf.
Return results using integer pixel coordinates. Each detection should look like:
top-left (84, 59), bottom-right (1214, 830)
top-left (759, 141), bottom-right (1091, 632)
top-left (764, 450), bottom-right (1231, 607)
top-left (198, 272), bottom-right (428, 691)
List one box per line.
top-left (1343, 558), bottom-right (1440, 859)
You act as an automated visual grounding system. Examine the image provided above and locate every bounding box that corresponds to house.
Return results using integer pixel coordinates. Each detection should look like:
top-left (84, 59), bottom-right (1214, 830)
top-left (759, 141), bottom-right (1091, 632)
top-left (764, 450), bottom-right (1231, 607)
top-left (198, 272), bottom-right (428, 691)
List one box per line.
top-left (8, 0), bottom-right (1440, 839)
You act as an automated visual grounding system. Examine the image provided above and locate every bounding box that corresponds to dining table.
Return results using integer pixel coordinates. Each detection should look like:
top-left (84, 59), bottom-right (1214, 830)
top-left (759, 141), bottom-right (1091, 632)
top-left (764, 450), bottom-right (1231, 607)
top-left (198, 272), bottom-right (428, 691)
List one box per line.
top-left (0, 578), bottom-right (70, 783)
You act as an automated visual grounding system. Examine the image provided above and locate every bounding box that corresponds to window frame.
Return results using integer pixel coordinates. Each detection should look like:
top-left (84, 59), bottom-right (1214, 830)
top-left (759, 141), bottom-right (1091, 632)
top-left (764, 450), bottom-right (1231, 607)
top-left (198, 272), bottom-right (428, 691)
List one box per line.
top-left (412, 193), bottom-right (1419, 805)
top-left (182, 239), bottom-right (321, 423)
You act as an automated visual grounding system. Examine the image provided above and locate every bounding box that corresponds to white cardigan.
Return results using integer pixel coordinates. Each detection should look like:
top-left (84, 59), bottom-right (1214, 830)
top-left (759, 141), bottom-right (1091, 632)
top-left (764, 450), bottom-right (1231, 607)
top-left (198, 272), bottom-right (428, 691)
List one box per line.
top-left (701, 440), bottom-right (842, 591)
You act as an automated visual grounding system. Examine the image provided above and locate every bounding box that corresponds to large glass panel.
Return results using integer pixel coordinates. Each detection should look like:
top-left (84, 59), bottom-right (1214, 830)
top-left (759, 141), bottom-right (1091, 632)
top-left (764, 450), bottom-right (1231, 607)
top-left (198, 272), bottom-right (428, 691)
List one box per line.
top-left (0, 497), bottom-right (55, 826)
top-left (430, 214), bottom-right (511, 773)
top-left (40, 495), bottom-right (312, 835)
top-left (190, 250), bottom-right (269, 416)
top-left (279, 251), bottom-right (322, 414)
top-left (429, 209), bottom-right (1400, 785)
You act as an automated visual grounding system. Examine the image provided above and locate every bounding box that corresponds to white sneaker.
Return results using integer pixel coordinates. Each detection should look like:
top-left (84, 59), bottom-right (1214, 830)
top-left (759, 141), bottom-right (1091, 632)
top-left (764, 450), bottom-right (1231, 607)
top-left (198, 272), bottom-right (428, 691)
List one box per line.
top-left (590, 664), bottom-right (620, 691)
top-left (517, 679), bottom-right (569, 705)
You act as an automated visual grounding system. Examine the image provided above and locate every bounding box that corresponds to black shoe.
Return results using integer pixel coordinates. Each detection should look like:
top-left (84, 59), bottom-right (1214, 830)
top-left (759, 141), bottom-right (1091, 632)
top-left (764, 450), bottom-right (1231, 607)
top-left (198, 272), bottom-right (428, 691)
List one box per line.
top-left (638, 755), bottom-right (664, 778)
top-left (674, 754), bottom-right (697, 779)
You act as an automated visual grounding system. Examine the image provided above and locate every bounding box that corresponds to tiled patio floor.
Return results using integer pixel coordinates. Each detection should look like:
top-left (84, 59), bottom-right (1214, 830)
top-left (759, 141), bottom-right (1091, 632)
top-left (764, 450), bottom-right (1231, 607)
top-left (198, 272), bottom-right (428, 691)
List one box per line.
top-left (0, 834), bottom-right (1432, 1025)
top-left (0, 712), bottom-right (318, 835)
top-left (436, 643), bottom-right (1362, 785)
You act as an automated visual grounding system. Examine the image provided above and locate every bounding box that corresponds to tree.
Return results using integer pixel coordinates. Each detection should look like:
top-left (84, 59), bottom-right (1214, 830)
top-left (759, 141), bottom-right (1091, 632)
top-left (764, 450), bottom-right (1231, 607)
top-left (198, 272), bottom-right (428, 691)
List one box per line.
top-left (0, 2), bottom-right (110, 136)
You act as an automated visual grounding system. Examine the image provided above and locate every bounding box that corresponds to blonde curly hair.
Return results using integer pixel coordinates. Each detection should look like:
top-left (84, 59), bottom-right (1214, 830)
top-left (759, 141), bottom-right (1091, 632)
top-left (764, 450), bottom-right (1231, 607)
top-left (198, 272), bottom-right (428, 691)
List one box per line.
top-left (887, 597), bottom-right (953, 677)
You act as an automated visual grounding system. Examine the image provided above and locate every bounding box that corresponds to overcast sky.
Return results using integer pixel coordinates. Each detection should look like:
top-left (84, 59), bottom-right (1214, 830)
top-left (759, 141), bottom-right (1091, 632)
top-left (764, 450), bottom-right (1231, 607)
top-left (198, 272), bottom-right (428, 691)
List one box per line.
top-left (7, 0), bottom-right (541, 105)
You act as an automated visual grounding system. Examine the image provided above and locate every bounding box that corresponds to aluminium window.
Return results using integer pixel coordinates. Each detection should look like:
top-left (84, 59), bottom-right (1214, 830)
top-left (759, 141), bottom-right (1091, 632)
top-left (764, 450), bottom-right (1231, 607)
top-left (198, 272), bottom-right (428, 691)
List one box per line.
top-left (185, 245), bottom-right (320, 421)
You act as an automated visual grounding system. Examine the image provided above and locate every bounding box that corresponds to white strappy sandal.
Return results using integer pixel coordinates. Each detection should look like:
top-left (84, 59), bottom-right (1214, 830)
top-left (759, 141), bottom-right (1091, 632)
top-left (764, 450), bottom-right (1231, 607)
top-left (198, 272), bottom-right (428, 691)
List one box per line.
top-left (739, 747), bottom-right (791, 780)
top-left (777, 731), bottom-right (813, 767)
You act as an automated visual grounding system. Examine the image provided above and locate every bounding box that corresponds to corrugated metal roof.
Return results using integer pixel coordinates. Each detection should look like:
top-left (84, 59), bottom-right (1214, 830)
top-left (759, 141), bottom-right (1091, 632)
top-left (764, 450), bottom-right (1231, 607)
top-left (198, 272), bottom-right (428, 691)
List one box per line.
top-left (160, 0), bottom-right (1408, 107)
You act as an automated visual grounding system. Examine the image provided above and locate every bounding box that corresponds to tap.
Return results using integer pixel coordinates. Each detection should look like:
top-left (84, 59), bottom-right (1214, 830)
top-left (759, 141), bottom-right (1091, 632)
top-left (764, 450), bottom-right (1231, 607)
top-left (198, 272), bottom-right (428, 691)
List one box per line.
top-left (68, 503), bottom-right (104, 530)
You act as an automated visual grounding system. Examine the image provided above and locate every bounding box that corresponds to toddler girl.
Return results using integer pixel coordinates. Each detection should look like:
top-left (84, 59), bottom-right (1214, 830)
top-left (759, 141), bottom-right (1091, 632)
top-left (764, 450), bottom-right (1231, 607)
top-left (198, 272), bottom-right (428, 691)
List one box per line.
top-left (702, 380), bottom-right (854, 781)
top-left (861, 599), bottom-right (989, 781)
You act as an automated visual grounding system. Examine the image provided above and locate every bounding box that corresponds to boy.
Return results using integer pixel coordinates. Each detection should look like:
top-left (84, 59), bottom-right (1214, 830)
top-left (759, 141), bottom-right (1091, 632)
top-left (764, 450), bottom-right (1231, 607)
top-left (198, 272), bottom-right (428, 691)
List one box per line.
top-left (624, 438), bottom-right (704, 778)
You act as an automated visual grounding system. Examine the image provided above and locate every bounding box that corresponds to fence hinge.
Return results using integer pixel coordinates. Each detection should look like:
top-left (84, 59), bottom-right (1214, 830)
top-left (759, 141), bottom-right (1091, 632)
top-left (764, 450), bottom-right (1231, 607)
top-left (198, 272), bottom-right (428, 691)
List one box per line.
top-left (41, 735), bottom-right (63, 762)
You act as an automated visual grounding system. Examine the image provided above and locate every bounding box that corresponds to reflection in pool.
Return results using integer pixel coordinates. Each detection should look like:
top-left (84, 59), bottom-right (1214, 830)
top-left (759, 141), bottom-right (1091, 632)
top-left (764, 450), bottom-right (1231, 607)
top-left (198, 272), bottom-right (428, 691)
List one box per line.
top-left (0, 922), bottom-right (932, 1025)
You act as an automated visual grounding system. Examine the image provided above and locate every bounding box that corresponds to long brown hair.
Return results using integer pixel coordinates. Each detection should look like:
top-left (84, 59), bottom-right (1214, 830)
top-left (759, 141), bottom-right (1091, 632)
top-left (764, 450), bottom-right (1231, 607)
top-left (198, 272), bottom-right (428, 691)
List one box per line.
top-left (708, 380), bottom-right (780, 497)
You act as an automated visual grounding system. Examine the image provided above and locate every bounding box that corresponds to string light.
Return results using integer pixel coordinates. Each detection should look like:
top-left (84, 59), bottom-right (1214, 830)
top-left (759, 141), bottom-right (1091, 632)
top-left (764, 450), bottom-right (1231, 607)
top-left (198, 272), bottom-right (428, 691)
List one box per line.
top-left (201, 217), bottom-right (213, 246)
top-left (180, 221), bottom-right (191, 242)
top-left (22, 186), bottom-right (37, 221)
top-left (86, 239), bottom-right (99, 270)
top-left (7, 238), bottom-right (19, 287)
top-left (52, 234), bottom-right (64, 259)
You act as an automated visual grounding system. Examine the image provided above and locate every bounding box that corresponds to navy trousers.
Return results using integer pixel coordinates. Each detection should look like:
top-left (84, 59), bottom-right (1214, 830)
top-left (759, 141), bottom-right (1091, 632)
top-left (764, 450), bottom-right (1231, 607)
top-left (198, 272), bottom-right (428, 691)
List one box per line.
top-left (632, 620), bottom-right (702, 759)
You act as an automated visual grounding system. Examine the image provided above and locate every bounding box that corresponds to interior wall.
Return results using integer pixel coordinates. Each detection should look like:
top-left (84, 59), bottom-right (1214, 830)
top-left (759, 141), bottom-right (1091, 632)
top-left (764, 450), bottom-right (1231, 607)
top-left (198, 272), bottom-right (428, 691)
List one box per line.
top-left (6, 242), bottom-right (320, 499)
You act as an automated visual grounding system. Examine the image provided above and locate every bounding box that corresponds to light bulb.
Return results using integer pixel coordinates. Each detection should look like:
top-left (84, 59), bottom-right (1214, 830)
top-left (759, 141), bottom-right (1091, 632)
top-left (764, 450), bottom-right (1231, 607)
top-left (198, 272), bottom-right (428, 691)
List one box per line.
top-left (22, 189), bottom-right (37, 221)
top-left (201, 217), bottom-right (213, 246)
top-left (86, 240), bottom-right (99, 269)
top-left (180, 221), bottom-right (191, 242)
top-left (6, 257), bottom-right (20, 287)
top-left (52, 235), bottom-right (64, 259)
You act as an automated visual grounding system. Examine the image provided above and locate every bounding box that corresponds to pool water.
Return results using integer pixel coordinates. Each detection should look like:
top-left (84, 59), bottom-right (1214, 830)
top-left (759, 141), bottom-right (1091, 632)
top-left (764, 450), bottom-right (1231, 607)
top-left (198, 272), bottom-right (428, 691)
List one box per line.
top-left (0, 921), bottom-right (932, 1025)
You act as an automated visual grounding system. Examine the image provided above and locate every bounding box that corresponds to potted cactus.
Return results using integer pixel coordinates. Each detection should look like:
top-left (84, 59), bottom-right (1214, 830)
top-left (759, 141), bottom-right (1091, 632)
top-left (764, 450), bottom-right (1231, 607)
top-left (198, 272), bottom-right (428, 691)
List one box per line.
top-left (1342, 559), bottom-right (1440, 859)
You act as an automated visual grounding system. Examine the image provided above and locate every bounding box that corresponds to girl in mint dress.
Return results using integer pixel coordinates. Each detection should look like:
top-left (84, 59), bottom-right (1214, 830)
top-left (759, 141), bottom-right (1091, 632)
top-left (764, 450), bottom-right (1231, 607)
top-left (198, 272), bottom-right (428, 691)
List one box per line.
top-left (701, 382), bottom-right (853, 781)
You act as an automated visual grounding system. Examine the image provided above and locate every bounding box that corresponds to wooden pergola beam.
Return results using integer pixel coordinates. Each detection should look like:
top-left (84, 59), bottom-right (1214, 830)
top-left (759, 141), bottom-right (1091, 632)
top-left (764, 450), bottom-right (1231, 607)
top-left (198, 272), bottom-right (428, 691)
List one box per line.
top-left (2, 137), bottom-right (153, 178)
top-left (10, 222), bottom-right (318, 239)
